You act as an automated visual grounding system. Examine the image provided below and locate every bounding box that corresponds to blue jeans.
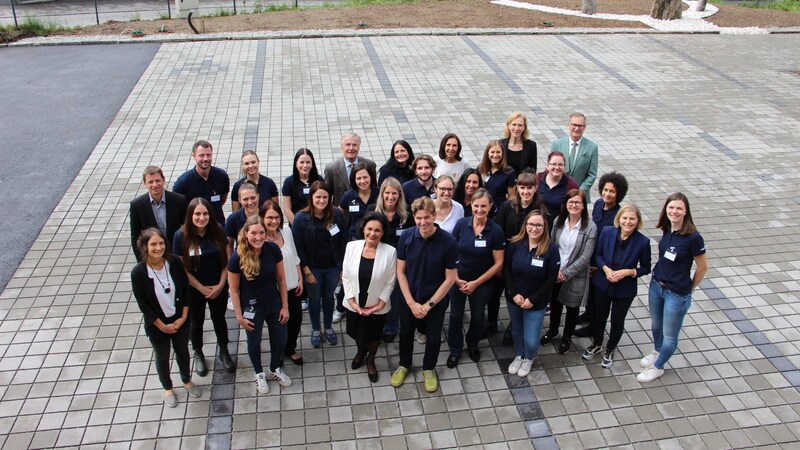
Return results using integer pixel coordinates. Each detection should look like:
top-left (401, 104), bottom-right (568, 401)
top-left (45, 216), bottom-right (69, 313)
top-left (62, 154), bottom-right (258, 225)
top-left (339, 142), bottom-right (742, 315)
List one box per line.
top-left (306, 266), bottom-right (340, 331)
top-left (383, 284), bottom-right (402, 336)
top-left (506, 299), bottom-right (546, 360)
top-left (648, 279), bottom-right (692, 369)
top-left (448, 282), bottom-right (491, 356)
top-left (245, 302), bottom-right (287, 373)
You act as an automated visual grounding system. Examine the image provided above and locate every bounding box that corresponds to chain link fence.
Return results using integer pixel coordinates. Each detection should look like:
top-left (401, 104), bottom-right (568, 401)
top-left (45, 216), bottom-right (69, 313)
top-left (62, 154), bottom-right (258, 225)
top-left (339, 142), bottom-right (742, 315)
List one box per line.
top-left (1, 0), bottom-right (334, 28)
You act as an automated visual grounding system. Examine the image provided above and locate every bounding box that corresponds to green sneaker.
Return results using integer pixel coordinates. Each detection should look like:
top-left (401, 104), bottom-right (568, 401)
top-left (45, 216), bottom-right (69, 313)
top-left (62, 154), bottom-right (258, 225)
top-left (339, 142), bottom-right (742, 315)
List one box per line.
top-left (390, 366), bottom-right (409, 388)
top-left (423, 369), bottom-right (438, 393)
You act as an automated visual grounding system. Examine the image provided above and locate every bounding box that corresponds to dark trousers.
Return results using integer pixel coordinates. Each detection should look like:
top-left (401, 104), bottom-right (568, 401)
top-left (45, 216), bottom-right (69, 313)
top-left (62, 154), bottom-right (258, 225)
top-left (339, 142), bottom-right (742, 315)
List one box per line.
top-left (592, 288), bottom-right (634, 351)
top-left (548, 284), bottom-right (579, 338)
top-left (190, 287), bottom-right (229, 351)
top-left (399, 297), bottom-right (450, 370)
top-left (448, 283), bottom-right (491, 356)
top-left (486, 277), bottom-right (504, 325)
top-left (149, 324), bottom-right (191, 390)
top-left (284, 287), bottom-right (303, 356)
top-left (245, 302), bottom-right (287, 374)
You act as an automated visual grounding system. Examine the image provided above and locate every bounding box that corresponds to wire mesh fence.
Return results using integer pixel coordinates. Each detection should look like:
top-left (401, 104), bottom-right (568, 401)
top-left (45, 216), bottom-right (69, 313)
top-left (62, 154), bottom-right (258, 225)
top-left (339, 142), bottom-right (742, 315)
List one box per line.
top-left (1, 0), bottom-right (335, 28)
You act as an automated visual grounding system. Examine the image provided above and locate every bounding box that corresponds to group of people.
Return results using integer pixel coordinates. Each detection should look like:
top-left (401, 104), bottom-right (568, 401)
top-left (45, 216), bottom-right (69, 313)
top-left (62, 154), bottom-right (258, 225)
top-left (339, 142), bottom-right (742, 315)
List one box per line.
top-left (129, 112), bottom-right (707, 406)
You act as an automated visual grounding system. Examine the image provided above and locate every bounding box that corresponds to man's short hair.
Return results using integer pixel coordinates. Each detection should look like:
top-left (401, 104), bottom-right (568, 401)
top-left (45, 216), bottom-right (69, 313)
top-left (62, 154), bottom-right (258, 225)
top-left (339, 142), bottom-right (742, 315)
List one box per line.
top-left (193, 140), bottom-right (213, 154)
top-left (142, 165), bottom-right (165, 182)
top-left (341, 132), bottom-right (361, 146)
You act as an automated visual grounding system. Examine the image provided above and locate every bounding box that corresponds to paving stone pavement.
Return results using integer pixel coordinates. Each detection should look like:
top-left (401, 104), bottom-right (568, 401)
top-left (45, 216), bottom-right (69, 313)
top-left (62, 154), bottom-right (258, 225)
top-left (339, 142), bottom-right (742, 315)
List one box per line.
top-left (1, 33), bottom-right (800, 449)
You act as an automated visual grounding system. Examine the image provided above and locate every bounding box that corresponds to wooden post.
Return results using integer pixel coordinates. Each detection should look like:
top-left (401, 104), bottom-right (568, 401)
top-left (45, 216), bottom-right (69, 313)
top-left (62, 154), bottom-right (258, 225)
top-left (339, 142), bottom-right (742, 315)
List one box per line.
top-left (582, 0), bottom-right (596, 15)
top-left (651, 0), bottom-right (682, 20)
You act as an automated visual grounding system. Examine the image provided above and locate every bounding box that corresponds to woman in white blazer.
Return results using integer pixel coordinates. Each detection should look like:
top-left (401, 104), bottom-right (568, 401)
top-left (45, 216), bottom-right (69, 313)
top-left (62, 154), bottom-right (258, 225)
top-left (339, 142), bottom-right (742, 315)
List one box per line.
top-left (342, 212), bottom-right (397, 383)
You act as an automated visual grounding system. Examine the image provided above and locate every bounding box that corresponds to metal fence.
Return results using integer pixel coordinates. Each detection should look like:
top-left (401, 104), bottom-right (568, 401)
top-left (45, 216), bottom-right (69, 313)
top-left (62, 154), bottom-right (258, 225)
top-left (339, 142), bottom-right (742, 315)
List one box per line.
top-left (1, 0), bottom-right (333, 28)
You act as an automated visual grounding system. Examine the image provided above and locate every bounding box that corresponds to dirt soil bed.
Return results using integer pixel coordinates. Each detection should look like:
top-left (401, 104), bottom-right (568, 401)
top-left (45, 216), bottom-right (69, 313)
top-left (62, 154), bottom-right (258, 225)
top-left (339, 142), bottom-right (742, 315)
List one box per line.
top-left (46, 0), bottom-right (800, 37)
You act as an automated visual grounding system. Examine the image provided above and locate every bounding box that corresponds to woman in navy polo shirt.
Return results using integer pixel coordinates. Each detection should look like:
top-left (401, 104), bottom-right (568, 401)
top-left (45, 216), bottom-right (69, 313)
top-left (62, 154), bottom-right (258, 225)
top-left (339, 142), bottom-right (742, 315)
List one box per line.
top-left (581, 204), bottom-right (651, 369)
top-left (477, 140), bottom-right (516, 209)
top-left (367, 177), bottom-right (411, 342)
top-left (537, 152), bottom-right (579, 227)
top-left (378, 140), bottom-right (416, 186)
top-left (231, 150), bottom-right (279, 212)
top-left (503, 209), bottom-right (560, 378)
top-left (229, 216), bottom-right (292, 394)
top-left (637, 193), bottom-right (708, 383)
top-left (173, 198), bottom-right (234, 376)
top-left (446, 189), bottom-right (505, 368)
top-left (292, 181), bottom-right (348, 348)
top-left (282, 148), bottom-right (323, 225)
top-left (339, 162), bottom-right (379, 241)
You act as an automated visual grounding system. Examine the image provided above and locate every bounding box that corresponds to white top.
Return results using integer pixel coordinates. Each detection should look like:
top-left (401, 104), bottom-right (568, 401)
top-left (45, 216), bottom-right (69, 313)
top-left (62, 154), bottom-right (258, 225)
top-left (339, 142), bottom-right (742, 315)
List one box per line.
top-left (434, 157), bottom-right (470, 182)
top-left (148, 262), bottom-right (176, 317)
top-left (341, 240), bottom-right (397, 315)
top-left (435, 200), bottom-right (465, 234)
top-left (276, 225), bottom-right (301, 290)
top-left (558, 220), bottom-right (581, 268)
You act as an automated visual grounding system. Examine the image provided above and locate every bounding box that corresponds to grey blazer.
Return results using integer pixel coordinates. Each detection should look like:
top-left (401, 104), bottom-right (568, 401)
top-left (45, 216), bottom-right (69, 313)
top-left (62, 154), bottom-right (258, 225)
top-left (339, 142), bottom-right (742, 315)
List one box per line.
top-left (324, 157), bottom-right (376, 206)
top-left (552, 220), bottom-right (597, 307)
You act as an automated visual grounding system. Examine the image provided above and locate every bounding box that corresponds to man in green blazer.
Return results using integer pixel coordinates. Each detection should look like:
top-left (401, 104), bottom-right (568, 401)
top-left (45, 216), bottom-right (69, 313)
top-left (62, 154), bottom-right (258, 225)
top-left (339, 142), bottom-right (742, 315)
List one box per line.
top-left (550, 113), bottom-right (598, 200)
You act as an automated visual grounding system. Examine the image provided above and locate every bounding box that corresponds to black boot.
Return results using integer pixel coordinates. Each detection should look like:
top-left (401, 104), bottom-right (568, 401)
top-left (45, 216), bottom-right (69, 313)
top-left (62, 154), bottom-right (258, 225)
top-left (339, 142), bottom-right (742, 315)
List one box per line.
top-left (219, 345), bottom-right (235, 372)
top-left (194, 349), bottom-right (208, 377)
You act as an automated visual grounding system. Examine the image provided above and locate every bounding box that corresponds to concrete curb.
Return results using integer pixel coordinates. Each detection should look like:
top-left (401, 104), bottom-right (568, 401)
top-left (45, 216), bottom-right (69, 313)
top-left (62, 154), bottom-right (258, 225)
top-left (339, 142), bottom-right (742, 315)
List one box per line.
top-left (5, 26), bottom-right (800, 47)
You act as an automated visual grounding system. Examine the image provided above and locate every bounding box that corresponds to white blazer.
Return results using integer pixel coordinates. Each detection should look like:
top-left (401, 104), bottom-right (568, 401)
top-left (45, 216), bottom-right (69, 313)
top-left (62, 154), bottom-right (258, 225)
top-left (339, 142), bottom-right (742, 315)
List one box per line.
top-left (342, 240), bottom-right (397, 315)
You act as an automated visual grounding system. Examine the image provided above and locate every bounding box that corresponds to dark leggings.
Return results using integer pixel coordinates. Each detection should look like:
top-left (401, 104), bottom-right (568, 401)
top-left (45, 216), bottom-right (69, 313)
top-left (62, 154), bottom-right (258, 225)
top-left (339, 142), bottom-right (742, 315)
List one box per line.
top-left (190, 287), bottom-right (229, 350)
top-left (284, 288), bottom-right (303, 356)
top-left (548, 284), bottom-right (579, 338)
top-left (150, 324), bottom-right (191, 390)
top-left (591, 288), bottom-right (634, 351)
top-left (487, 276), bottom-right (504, 325)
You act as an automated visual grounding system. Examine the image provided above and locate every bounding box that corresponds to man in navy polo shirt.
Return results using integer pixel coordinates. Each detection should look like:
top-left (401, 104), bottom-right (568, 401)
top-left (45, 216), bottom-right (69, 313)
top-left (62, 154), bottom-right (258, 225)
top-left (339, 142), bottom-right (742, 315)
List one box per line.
top-left (391, 197), bottom-right (457, 393)
top-left (401, 154), bottom-right (437, 207)
top-left (174, 140), bottom-right (230, 226)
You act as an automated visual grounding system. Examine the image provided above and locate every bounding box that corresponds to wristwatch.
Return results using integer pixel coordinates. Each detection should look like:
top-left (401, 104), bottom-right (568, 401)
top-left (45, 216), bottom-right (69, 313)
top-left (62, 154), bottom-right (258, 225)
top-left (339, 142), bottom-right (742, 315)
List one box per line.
top-left (428, 300), bottom-right (436, 309)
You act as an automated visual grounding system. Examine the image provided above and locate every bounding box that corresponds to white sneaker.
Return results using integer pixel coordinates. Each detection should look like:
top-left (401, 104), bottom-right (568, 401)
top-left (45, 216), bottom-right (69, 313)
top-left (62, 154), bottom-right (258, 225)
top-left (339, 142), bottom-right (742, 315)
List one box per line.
top-left (255, 372), bottom-right (269, 394)
top-left (268, 367), bottom-right (293, 387)
top-left (508, 356), bottom-right (524, 375)
top-left (637, 366), bottom-right (664, 383)
top-left (415, 330), bottom-right (427, 344)
top-left (301, 300), bottom-right (309, 311)
top-left (517, 359), bottom-right (533, 377)
top-left (332, 310), bottom-right (344, 323)
top-left (639, 351), bottom-right (659, 368)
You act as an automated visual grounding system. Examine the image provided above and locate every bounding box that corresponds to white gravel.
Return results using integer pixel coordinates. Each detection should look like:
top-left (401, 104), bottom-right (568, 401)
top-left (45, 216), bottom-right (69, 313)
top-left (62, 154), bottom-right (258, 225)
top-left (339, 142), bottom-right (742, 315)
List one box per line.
top-left (491, 0), bottom-right (769, 34)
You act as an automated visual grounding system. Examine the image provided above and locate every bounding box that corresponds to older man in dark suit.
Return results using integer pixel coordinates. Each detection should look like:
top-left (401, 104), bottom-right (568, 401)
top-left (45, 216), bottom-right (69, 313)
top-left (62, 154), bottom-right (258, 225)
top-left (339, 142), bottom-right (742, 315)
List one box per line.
top-left (129, 166), bottom-right (187, 262)
top-left (324, 132), bottom-right (376, 206)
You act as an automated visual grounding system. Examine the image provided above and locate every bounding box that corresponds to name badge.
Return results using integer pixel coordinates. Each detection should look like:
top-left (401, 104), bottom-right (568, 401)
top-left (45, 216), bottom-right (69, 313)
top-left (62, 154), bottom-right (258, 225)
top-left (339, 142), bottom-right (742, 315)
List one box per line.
top-left (531, 257), bottom-right (544, 267)
top-left (329, 224), bottom-right (340, 236)
top-left (243, 311), bottom-right (255, 320)
top-left (210, 195), bottom-right (221, 203)
top-left (302, 187), bottom-right (310, 195)
top-left (396, 228), bottom-right (404, 237)
top-left (188, 247), bottom-right (202, 257)
top-left (664, 250), bottom-right (677, 261)
top-left (474, 239), bottom-right (487, 248)
top-left (349, 205), bottom-right (360, 212)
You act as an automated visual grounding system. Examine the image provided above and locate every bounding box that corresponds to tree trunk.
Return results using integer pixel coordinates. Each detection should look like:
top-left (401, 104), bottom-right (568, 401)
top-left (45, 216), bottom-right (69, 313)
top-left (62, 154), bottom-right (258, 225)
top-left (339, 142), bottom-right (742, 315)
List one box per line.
top-left (696, 0), bottom-right (708, 11)
top-left (651, 0), bottom-right (682, 20)
top-left (582, 0), bottom-right (596, 15)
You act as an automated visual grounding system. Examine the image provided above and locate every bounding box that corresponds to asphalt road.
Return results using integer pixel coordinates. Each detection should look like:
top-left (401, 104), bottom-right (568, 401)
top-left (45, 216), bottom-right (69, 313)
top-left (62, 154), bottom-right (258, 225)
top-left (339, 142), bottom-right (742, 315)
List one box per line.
top-left (0, 43), bottom-right (159, 292)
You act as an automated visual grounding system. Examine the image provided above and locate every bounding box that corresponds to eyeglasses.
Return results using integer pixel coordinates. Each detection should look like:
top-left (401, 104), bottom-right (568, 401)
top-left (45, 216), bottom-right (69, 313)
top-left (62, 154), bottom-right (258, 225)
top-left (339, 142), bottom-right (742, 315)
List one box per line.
top-left (526, 223), bottom-right (544, 229)
top-left (264, 216), bottom-right (281, 221)
top-left (548, 163), bottom-right (564, 168)
top-left (567, 201), bottom-right (582, 206)
top-left (569, 123), bottom-right (586, 128)
top-left (437, 187), bottom-right (454, 192)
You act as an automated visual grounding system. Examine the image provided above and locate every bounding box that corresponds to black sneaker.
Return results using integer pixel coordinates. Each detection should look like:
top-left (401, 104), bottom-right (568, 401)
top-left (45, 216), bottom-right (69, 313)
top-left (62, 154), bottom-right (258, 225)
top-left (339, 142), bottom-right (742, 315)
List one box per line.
top-left (601, 349), bottom-right (615, 369)
top-left (581, 345), bottom-right (602, 361)
top-left (446, 354), bottom-right (459, 369)
top-left (540, 330), bottom-right (558, 346)
top-left (557, 337), bottom-right (571, 355)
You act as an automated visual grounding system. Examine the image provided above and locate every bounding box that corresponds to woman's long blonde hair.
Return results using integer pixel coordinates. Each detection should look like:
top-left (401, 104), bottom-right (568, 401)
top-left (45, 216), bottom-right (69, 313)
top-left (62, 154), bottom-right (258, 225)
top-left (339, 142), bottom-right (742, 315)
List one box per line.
top-left (237, 216), bottom-right (266, 280)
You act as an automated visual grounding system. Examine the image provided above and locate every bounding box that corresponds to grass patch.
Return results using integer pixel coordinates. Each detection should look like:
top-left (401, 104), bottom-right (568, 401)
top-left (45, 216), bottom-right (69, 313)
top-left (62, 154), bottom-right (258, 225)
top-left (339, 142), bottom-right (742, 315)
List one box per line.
top-left (203, 8), bottom-right (236, 17)
top-left (0, 17), bottom-right (69, 42)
